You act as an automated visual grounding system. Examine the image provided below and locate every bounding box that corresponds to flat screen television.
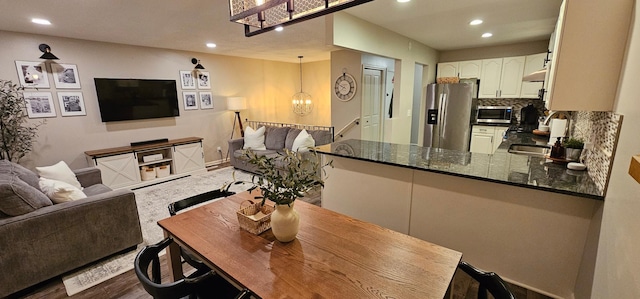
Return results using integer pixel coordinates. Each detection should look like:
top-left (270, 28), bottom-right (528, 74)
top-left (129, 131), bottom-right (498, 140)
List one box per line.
top-left (94, 78), bottom-right (180, 122)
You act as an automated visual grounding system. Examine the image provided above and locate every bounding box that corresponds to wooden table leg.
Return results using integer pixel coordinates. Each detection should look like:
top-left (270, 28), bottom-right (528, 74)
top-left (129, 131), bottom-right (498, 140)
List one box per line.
top-left (164, 231), bottom-right (184, 281)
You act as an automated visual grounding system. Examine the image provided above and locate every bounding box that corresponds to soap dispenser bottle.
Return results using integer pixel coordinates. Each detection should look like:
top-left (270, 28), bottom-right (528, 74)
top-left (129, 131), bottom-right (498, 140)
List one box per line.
top-left (550, 137), bottom-right (565, 158)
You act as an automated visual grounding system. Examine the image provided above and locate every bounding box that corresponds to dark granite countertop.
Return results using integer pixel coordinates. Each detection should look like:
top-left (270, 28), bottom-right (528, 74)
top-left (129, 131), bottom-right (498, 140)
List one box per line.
top-left (316, 133), bottom-right (602, 200)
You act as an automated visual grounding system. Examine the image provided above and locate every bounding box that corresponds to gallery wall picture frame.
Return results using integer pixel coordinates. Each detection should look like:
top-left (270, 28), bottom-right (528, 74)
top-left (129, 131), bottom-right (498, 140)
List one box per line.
top-left (15, 60), bottom-right (50, 88)
top-left (197, 71), bottom-right (211, 89)
top-left (183, 91), bottom-right (198, 110)
top-left (23, 91), bottom-right (56, 118)
top-left (199, 91), bottom-right (213, 109)
top-left (57, 91), bottom-right (87, 116)
top-left (51, 63), bottom-right (81, 89)
top-left (180, 70), bottom-right (196, 89)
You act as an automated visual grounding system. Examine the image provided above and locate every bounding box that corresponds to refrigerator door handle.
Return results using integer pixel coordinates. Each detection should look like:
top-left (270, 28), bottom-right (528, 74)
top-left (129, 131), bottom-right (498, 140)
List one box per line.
top-left (441, 93), bottom-right (448, 137)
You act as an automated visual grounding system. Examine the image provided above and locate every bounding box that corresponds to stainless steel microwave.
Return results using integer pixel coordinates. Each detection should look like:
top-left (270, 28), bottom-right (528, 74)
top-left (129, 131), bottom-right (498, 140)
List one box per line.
top-left (476, 106), bottom-right (513, 124)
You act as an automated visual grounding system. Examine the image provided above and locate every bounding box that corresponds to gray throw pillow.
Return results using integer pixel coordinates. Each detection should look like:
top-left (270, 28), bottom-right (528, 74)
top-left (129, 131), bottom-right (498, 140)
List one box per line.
top-left (0, 174), bottom-right (53, 216)
top-left (308, 130), bottom-right (333, 146)
top-left (264, 127), bottom-right (291, 150)
top-left (285, 128), bottom-right (302, 150)
top-left (0, 159), bottom-right (40, 189)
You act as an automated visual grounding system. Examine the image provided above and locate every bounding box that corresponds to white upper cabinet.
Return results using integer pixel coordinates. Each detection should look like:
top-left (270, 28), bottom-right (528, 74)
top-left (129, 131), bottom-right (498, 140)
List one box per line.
top-left (520, 53), bottom-right (547, 99)
top-left (478, 59), bottom-right (503, 98)
top-left (498, 56), bottom-right (526, 98)
top-left (458, 60), bottom-right (482, 79)
top-left (479, 57), bottom-right (525, 99)
top-left (437, 62), bottom-right (458, 78)
top-left (545, 0), bottom-right (633, 111)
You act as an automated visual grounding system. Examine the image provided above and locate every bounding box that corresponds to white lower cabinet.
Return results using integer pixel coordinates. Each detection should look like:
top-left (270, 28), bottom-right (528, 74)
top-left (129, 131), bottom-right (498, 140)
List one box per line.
top-left (470, 126), bottom-right (508, 154)
top-left (173, 142), bottom-right (205, 174)
top-left (94, 153), bottom-right (141, 189)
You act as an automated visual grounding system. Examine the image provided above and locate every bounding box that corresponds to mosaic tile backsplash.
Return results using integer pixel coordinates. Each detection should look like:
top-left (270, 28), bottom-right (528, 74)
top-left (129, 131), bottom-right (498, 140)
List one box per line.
top-left (569, 111), bottom-right (622, 194)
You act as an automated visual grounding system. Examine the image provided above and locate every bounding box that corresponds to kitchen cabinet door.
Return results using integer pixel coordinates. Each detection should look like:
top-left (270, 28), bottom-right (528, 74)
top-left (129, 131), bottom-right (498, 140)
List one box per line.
top-left (520, 53), bottom-right (547, 98)
top-left (492, 127), bottom-right (508, 153)
top-left (437, 62), bottom-right (458, 78)
top-left (478, 59), bottom-right (503, 98)
top-left (470, 134), bottom-right (494, 154)
top-left (498, 56), bottom-right (526, 98)
top-left (545, 0), bottom-right (632, 111)
top-left (458, 60), bottom-right (482, 79)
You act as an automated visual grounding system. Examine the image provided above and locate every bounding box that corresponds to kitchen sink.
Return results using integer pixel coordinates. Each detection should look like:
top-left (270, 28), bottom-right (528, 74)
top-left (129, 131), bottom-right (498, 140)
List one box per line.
top-left (508, 144), bottom-right (550, 156)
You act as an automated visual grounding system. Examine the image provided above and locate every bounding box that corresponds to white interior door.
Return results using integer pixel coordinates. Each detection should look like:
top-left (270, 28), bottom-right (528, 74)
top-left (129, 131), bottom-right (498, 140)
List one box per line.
top-left (362, 68), bottom-right (384, 142)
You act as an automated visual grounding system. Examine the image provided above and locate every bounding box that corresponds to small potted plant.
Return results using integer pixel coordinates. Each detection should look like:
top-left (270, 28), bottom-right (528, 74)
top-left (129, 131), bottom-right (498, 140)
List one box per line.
top-left (563, 137), bottom-right (584, 161)
top-left (225, 149), bottom-right (332, 242)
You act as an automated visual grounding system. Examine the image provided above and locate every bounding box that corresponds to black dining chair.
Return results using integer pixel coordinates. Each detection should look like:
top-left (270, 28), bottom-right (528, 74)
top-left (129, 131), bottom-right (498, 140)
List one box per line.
top-left (457, 261), bottom-right (516, 299)
top-left (167, 189), bottom-right (235, 271)
top-left (134, 237), bottom-right (251, 299)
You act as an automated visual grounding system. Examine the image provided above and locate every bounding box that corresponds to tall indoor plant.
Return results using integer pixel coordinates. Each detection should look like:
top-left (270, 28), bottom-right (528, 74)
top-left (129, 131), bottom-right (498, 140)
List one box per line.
top-left (0, 80), bottom-right (43, 162)
top-left (228, 149), bottom-right (331, 242)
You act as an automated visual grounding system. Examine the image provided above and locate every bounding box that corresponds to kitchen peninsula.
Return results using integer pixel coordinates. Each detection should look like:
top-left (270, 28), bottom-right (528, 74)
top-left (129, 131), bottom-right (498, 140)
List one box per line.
top-left (317, 135), bottom-right (603, 298)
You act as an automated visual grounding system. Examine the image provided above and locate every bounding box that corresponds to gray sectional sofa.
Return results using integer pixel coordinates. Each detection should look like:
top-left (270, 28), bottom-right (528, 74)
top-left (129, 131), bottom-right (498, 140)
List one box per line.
top-left (0, 160), bottom-right (143, 297)
top-left (228, 120), bottom-right (334, 173)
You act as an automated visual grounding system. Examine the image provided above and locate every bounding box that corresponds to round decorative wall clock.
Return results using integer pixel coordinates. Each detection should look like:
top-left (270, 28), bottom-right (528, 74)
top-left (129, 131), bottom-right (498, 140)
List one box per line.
top-left (334, 72), bottom-right (357, 102)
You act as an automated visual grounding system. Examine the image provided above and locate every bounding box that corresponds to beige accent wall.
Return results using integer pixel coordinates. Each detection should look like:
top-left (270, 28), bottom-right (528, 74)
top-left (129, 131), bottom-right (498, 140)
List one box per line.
top-left (439, 40), bottom-right (550, 62)
top-left (329, 12), bottom-right (439, 145)
top-left (588, 5), bottom-right (640, 299)
top-left (0, 30), bottom-right (330, 170)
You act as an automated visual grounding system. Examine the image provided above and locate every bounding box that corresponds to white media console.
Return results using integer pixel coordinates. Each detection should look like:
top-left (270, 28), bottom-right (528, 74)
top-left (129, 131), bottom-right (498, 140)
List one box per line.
top-left (85, 137), bottom-right (206, 189)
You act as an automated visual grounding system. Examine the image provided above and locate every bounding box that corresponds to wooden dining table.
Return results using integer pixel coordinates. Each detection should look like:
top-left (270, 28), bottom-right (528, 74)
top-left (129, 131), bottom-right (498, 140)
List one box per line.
top-left (158, 191), bottom-right (462, 299)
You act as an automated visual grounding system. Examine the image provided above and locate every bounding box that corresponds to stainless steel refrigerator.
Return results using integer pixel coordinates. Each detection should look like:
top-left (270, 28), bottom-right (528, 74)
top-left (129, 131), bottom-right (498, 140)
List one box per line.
top-left (423, 81), bottom-right (477, 151)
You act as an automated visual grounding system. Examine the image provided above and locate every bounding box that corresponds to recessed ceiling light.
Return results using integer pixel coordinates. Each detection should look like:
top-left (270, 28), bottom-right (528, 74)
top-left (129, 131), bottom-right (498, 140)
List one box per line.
top-left (275, 26), bottom-right (284, 32)
top-left (31, 18), bottom-right (51, 25)
top-left (482, 33), bottom-right (493, 38)
top-left (469, 19), bottom-right (483, 26)
top-left (397, 0), bottom-right (411, 2)
top-left (206, 43), bottom-right (217, 48)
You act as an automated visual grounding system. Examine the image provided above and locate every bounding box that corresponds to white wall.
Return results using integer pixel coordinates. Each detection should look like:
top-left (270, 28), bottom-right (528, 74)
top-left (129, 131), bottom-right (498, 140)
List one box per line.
top-left (329, 12), bottom-right (439, 145)
top-left (0, 31), bottom-right (330, 170)
top-left (590, 4), bottom-right (640, 298)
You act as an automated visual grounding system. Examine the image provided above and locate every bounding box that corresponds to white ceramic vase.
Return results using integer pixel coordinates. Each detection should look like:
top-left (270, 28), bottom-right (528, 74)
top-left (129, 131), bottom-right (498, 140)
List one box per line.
top-left (270, 202), bottom-right (300, 242)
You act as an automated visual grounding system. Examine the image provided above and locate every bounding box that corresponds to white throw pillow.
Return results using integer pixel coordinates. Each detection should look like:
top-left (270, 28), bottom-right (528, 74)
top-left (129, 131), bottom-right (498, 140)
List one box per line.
top-left (39, 177), bottom-right (87, 203)
top-left (292, 129), bottom-right (316, 152)
top-left (243, 126), bottom-right (267, 150)
top-left (36, 161), bottom-right (82, 189)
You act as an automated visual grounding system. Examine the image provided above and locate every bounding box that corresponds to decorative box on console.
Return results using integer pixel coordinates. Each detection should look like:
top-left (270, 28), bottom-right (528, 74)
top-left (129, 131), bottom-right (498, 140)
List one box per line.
top-left (142, 153), bottom-right (163, 163)
top-left (140, 167), bottom-right (156, 181)
top-left (156, 165), bottom-right (170, 178)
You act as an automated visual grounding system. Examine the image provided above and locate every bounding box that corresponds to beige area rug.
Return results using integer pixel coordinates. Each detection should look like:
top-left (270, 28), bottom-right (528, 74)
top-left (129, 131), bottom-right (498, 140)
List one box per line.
top-left (62, 166), bottom-right (253, 296)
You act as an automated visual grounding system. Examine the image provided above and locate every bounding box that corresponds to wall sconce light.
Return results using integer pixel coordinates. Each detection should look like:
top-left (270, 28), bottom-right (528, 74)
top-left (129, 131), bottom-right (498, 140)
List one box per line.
top-left (292, 56), bottom-right (312, 116)
top-left (39, 44), bottom-right (58, 60)
top-left (229, 0), bottom-right (374, 37)
top-left (192, 58), bottom-right (205, 70)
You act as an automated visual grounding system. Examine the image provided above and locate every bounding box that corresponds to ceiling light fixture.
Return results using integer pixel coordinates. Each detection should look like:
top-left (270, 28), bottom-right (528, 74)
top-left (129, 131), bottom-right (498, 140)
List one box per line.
top-left (191, 58), bottom-right (205, 69)
top-left (469, 19), bottom-right (483, 26)
top-left (31, 18), bottom-right (51, 25)
top-left (274, 26), bottom-right (284, 32)
top-left (229, 0), bottom-right (374, 37)
top-left (206, 43), bottom-right (217, 48)
top-left (482, 32), bottom-right (493, 38)
top-left (38, 44), bottom-right (58, 60)
top-left (292, 56), bottom-right (312, 116)
top-left (397, 0), bottom-right (411, 3)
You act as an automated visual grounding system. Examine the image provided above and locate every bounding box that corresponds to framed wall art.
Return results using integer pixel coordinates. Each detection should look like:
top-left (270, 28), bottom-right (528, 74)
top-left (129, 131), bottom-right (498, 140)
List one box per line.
top-left (15, 61), bottom-right (50, 88)
top-left (197, 71), bottom-right (211, 89)
top-left (57, 91), bottom-right (86, 116)
top-left (183, 91), bottom-right (198, 110)
top-left (23, 92), bottom-right (56, 118)
top-left (51, 63), bottom-right (81, 89)
top-left (199, 92), bottom-right (213, 109)
top-left (179, 70), bottom-right (196, 89)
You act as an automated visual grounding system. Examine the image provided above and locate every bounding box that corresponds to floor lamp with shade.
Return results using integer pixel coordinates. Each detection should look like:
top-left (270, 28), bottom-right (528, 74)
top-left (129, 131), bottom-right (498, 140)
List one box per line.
top-left (227, 97), bottom-right (247, 139)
